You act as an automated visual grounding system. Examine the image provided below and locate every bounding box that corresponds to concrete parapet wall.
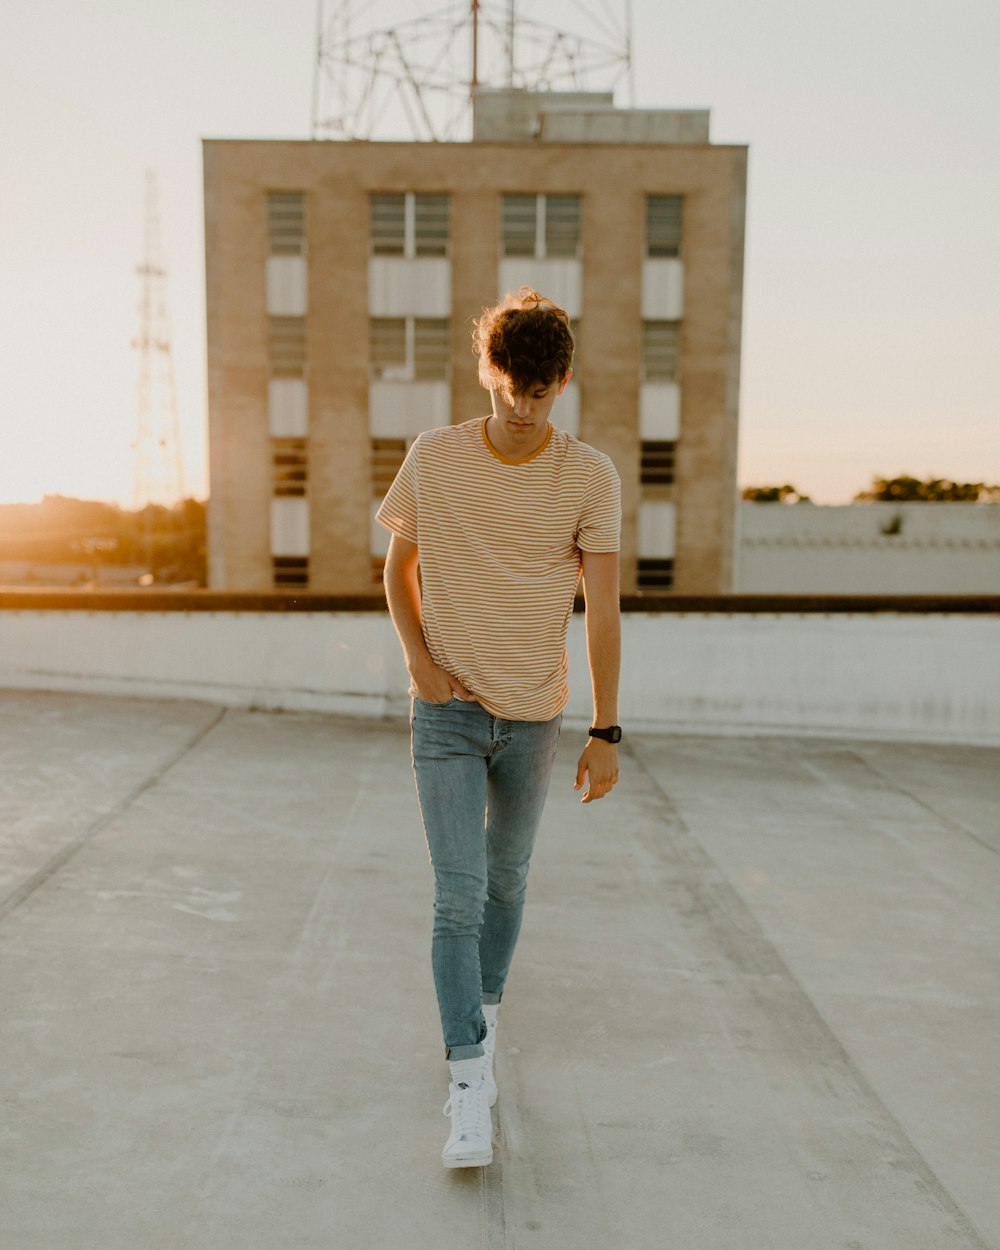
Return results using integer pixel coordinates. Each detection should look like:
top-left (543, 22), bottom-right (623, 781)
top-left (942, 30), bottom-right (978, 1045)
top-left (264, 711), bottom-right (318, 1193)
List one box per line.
top-left (1, 602), bottom-right (997, 746)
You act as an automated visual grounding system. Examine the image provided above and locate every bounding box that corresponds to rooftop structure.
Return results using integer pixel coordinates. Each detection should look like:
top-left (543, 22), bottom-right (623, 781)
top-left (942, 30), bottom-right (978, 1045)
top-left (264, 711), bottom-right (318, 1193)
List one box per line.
top-left (737, 502), bottom-right (1000, 594)
top-left (311, 0), bottom-right (635, 142)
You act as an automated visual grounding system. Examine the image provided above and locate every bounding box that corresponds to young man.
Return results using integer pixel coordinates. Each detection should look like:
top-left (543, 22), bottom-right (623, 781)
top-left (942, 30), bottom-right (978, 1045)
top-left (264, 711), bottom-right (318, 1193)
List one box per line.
top-left (377, 287), bottom-right (622, 1169)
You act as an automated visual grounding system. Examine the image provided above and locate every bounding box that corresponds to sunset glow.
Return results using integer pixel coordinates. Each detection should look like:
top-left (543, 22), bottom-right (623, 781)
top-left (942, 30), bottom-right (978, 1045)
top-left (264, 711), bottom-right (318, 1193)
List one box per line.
top-left (1, 0), bottom-right (998, 506)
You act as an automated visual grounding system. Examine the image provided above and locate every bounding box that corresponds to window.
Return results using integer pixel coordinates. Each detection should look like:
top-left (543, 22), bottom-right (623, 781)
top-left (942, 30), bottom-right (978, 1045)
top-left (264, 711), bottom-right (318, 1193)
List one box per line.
top-left (370, 318), bottom-right (450, 382)
top-left (413, 195), bottom-right (449, 257)
top-left (272, 556), bottom-right (309, 588)
top-left (413, 319), bottom-right (450, 380)
top-left (371, 438), bottom-right (406, 496)
top-left (268, 192), bottom-right (305, 256)
top-left (637, 557), bottom-right (674, 590)
top-left (545, 196), bottom-right (582, 258)
top-left (370, 318), bottom-right (407, 380)
top-left (371, 195), bottom-right (406, 256)
top-left (272, 438), bottom-right (308, 497)
top-left (641, 441), bottom-right (676, 486)
top-left (370, 193), bottom-right (450, 258)
top-left (647, 196), bottom-right (682, 258)
top-left (268, 316), bottom-right (306, 378)
top-left (501, 195), bottom-right (537, 257)
top-left (642, 321), bottom-right (680, 383)
top-left (501, 194), bottom-right (581, 258)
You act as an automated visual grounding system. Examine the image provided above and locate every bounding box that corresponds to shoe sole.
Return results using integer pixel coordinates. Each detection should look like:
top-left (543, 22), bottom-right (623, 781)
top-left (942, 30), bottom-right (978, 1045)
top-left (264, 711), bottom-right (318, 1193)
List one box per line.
top-left (442, 1149), bottom-right (493, 1168)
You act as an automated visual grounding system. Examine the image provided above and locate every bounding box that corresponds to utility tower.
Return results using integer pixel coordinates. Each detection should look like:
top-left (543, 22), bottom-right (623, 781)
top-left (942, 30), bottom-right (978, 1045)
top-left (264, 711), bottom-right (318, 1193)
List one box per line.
top-left (132, 170), bottom-right (185, 511)
top-left (311, 0), bottom-right (633, 141)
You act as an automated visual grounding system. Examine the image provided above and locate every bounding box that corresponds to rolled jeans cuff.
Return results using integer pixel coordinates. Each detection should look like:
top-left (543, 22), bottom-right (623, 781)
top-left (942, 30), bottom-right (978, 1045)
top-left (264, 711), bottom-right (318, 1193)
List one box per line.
top-left (446, 1041), bottom-right (485, 1061)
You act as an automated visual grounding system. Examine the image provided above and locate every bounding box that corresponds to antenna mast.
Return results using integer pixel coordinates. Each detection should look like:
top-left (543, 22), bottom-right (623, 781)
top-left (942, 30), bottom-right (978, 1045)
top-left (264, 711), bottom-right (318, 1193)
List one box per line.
top-left (471, 0), bottom-right (479, 90)
top-left (506, 0), bottom-right (515, 86)
top-left (312, 0), bottom-right (632, 142)
top-left (132, 171), bottom-right (184, 511)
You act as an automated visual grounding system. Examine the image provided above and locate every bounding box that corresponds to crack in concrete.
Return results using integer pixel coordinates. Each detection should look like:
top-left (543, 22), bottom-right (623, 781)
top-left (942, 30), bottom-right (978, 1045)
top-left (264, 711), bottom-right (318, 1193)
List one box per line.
top-left (482, 1132), bottom-right (507, 1250)
top-left (844, 747), bottom-right (1000, 860)
top-left (622, 736), bottom-right (994, 1250)
top-left (0, 706), bottom-right (228, 923)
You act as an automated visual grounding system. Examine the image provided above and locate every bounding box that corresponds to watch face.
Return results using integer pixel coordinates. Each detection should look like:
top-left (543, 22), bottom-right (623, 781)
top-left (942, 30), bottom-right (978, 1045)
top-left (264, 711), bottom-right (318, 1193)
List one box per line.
top-left (609, 726), bottom-right (622, 743)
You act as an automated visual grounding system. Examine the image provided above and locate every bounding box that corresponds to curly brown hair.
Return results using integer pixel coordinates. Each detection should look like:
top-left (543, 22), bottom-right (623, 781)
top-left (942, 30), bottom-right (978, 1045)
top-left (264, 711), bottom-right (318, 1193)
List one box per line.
top-left (472, 287), bottom-right (575, 398)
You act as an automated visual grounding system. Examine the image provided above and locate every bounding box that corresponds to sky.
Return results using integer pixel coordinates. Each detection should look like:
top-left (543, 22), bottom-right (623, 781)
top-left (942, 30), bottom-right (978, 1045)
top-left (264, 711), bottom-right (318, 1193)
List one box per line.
top-left (1, 0), bottom-right (998, 507)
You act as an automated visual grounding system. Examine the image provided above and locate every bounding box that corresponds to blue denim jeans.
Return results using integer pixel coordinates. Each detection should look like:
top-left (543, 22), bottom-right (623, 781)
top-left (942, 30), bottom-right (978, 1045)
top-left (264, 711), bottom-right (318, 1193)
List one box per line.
top-left (410, 697), bottom-right (562, 1060)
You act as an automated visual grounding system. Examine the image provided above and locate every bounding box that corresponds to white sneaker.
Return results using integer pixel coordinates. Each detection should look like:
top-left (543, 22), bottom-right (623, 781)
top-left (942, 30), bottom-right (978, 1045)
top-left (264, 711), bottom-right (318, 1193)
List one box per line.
top-left (441, 1078), bottom-right (493, 1168)
top-left (482, 1016), bottom-right (498, 1107)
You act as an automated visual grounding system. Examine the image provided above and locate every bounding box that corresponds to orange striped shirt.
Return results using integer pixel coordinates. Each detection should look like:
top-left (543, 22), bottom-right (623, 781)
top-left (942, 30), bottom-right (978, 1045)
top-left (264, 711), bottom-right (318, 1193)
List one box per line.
top-left (376, 416), bottom-right (621, 720)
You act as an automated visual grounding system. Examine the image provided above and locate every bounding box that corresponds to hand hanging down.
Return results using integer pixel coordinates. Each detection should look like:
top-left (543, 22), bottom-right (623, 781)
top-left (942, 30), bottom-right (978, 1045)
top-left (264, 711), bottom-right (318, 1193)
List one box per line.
top-left (574, 737), bottom-right (620, 803)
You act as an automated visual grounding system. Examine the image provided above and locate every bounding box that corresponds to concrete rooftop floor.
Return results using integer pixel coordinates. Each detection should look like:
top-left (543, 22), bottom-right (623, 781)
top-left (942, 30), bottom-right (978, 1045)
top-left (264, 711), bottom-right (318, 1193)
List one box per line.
top-left (1, 688), bottom-right (998, 1250)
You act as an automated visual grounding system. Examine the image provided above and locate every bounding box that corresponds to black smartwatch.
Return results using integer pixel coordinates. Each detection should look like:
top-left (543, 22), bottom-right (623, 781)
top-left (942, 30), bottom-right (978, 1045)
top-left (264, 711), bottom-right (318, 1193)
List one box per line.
top-left (588, 725), bottom-right (622, 743)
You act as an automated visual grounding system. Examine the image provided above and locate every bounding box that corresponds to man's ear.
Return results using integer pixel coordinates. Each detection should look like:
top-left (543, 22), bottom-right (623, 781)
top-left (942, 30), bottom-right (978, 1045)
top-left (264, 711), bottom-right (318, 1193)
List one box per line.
top-left (557, 369), bottom-right (573, 396)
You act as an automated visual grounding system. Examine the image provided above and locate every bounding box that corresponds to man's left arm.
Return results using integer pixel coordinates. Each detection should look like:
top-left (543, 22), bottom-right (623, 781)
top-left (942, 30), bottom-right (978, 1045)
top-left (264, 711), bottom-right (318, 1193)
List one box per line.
top-left (574, 550), bottom-right (621, 804)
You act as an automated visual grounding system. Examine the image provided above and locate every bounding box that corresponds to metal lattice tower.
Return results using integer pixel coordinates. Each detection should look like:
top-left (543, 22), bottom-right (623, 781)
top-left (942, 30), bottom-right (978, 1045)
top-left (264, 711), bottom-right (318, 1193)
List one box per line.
top-left (311, 0), bottom-right (633, 141)
top-left (132, 170), bottom-right (185, 510)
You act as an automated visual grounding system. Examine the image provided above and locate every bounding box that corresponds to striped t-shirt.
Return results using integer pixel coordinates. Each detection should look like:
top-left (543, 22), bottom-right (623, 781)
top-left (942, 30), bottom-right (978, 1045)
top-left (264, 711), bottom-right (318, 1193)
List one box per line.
top-left (376, 416), bottom-right (621, 721)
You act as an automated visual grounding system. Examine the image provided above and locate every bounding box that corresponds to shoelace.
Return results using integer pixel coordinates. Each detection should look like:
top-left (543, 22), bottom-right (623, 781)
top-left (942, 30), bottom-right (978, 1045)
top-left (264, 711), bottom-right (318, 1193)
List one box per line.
top-left (443, 1081), bottom-right (490, 1141)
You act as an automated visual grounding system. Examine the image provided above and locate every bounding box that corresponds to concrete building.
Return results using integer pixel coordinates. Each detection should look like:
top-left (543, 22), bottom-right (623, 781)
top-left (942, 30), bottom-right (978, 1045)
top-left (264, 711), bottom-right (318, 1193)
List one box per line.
top-left (736, 502), bottom-right (1000, 594)
top-left (203, 90), bottom-right (747, 594)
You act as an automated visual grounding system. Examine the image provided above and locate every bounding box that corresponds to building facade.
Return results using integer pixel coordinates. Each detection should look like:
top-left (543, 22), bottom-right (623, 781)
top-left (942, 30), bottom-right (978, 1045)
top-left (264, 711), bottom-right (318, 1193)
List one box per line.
top-left (736, 502), bottom-right (1000, 594)
top-left (203, 91), bottom-right (747, 594)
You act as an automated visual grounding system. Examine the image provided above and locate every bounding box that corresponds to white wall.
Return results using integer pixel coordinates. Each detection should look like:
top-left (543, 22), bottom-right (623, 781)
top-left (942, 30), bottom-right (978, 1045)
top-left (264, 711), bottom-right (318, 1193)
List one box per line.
top-left (368, 257), bottom-right (451, 317)
top-left (265, 256), bottom-right (307, 316)
top-left (497, 259), bottom-right (581, 317)
top-left (638, 382), bottom-right (680, 440)
top-left (737, 503), bottom-right (1000, 594)
top-left (369, 380), bottom-right (450, 438)
top-left (1, 609), bottom-right (998, 746)
top-left (641, 259), bottom-right (684, 319)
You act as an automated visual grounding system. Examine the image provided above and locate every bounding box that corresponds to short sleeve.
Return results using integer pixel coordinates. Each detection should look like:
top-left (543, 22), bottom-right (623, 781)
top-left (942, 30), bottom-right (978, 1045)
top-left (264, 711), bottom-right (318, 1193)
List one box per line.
top-left (576, 454), bottom-right (621, 553)
top-left (375, 440), bottom-right (419, 542)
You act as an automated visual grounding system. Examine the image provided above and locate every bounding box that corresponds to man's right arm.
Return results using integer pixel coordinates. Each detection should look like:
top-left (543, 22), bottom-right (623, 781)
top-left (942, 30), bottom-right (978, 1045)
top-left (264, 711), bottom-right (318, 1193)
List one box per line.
top-left (383, 533), bottom-right (473, 703)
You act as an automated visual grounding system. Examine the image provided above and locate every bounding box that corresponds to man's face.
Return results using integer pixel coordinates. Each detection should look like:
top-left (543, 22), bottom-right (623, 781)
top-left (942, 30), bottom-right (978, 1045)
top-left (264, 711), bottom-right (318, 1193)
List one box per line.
top-left (489, 372), bottom-right (571, 446)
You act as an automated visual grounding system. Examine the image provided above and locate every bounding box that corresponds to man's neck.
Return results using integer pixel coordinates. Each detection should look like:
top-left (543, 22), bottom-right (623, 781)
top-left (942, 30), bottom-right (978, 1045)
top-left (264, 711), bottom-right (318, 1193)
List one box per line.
top-left (484, 415), bottom-right (551, 463)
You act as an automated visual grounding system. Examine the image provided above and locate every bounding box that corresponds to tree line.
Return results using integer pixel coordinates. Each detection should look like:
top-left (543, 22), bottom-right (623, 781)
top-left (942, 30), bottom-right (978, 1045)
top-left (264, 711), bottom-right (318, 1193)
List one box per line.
top-left (2, 475), bottom-right (995, 590)
top-left (742, 476), bottom-right (1000, 503)
top-left (0, 496), bottom-right (207, 585)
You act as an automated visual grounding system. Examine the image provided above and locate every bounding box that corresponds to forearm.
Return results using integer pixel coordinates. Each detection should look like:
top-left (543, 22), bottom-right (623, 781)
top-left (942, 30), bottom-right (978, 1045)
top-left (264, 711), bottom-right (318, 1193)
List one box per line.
top-left (383, 547), bottom-right (432, 669)
top-left (579, 549), bottom-right (621, 727)
top-left (585, 602), bottom-right (621, 726)
top-left (575, 562), bottom-right (621, 802)
top-left (383, 539), bottom-right (474, 702)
